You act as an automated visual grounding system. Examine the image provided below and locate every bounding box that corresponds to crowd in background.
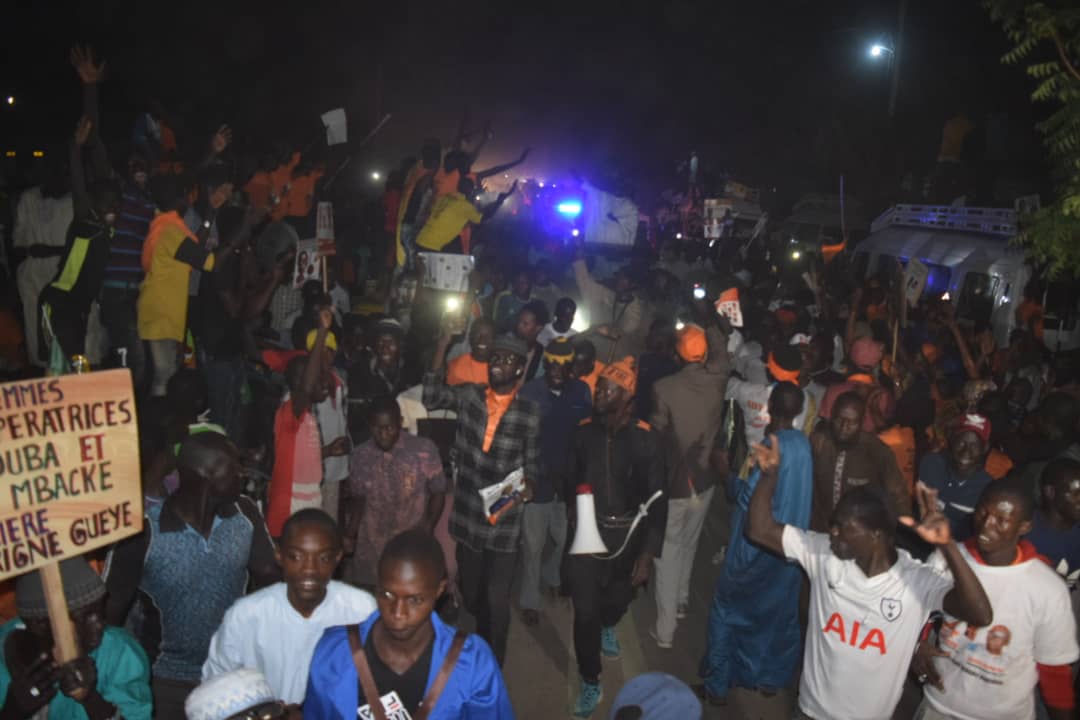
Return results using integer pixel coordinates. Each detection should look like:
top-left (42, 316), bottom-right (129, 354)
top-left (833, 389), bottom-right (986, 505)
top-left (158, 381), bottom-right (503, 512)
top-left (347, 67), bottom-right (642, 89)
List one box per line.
top-left (2, 46), bottom-right (1080, 720)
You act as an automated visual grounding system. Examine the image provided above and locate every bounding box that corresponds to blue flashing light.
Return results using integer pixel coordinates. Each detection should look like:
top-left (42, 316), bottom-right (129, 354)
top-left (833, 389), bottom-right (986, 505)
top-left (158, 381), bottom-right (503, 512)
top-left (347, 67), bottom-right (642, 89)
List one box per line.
top-left (556, 200), bottom-right (582, 217)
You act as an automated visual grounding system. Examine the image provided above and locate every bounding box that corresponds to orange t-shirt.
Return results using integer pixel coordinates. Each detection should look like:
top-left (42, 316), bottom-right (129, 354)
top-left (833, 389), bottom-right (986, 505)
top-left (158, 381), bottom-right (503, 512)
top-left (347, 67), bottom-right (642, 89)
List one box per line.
top-left (483, 387), bottom-right (518, 452)
top-left (985, 448), bottom-right (1014, 480)
top-left (878, 426), bottom-right (916, 496)
top-left (244, 171), bottom-right (273, 209)
top-left (1017, 299), bottom-right (1045, 341)
top-left (448, 354), bottom-right (489, 386)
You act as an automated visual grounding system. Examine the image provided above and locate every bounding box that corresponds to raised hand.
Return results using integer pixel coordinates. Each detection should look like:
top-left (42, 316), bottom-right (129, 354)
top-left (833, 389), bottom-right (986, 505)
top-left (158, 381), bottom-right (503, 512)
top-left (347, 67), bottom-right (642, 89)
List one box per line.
top-left (70, 45), bottom-right (106, 84)
top-left (750, 434), bottom-right (781, 474)
top-left (211, 124), bottom-right (233, 154)
top-left (900, 482), bottom-right (952, 545)
top-left (74, 116), bottom-right (93, 146)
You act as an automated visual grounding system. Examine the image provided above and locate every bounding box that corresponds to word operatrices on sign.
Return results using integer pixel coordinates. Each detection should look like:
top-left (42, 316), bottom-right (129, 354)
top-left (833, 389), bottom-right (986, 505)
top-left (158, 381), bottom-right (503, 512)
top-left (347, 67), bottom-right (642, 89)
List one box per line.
top-left (0, 370), bottom-right (142, 581)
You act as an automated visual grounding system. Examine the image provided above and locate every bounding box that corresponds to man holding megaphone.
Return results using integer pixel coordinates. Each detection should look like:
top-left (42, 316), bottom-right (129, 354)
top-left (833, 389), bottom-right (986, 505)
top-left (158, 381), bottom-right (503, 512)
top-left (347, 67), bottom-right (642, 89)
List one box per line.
top-left (564, 356), bottom-right (667, 719)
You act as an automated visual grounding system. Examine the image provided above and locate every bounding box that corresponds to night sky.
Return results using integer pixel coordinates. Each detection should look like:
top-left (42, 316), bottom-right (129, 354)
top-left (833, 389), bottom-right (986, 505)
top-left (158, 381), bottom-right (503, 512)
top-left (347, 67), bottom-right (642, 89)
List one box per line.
top-left (0, 0), bottom-right (1049, 211)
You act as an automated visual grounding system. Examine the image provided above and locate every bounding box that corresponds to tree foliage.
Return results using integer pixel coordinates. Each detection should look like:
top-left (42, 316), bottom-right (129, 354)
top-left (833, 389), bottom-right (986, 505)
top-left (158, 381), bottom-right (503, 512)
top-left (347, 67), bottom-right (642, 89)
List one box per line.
top-left (984, 1), bottom-right (1080, 276)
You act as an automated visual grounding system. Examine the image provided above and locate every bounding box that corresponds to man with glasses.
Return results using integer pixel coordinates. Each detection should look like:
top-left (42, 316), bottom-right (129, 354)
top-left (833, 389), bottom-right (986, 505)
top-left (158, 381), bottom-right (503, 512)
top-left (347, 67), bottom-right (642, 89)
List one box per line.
top-left (423, 326), bottom-right (541, 667)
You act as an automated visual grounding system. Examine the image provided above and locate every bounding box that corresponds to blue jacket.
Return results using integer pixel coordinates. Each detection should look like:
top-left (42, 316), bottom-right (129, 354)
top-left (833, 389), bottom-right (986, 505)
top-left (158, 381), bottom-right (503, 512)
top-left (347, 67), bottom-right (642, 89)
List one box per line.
top-left (304, 611), bottom-right (515, 719)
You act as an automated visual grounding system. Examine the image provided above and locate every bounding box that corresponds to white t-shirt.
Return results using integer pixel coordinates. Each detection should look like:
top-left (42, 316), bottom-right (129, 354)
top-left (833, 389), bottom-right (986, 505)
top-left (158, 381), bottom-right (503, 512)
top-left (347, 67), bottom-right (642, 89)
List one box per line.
top-left (782, 526), bottom-right (953, 720)
top-left (924, 545), bottom-right (1079, 720)
top-left (314, 374), bottom-right (350, 483)
top-left (537, 323), bottom-right (577, 348)
top-left (202, 581), bottom-right (376, 704)
top-left (726, 379), bottom-right (811, 446)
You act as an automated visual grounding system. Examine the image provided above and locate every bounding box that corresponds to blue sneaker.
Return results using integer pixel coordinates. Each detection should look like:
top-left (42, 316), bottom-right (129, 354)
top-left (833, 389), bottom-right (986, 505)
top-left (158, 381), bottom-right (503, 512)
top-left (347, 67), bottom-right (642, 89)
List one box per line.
top-left (573, 679), bottom-right (603, 718)
top-left (600, 626), bottom-right (621, 658)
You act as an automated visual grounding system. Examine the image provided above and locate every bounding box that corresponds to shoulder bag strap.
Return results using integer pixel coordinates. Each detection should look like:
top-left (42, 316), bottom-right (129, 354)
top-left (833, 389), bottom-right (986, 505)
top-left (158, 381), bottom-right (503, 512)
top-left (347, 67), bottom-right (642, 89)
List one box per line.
top-left (414, 631), bottom-right (468, 720)
top-left (347, 625), bottom-right (387, 720)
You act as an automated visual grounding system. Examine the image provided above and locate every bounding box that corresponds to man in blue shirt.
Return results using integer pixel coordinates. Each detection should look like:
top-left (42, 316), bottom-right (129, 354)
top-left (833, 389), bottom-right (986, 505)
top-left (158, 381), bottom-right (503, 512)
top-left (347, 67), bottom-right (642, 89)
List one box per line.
top-left (517, 338), bottom-right (592, 626)
top-left (919, 414), bottom-right (993, 541)
top-left (1026, 457), bottom-right (1080, 588)
top-left (304, 529), bottom-right (513, 719)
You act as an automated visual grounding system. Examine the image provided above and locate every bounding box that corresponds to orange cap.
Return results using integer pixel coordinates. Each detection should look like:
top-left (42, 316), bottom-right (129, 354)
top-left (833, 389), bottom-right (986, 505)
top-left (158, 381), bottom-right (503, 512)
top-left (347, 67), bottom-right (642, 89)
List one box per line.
top-left (601, 356), bottom-right (637, 395)
top-left (677, 324), bottom-right (707, 363)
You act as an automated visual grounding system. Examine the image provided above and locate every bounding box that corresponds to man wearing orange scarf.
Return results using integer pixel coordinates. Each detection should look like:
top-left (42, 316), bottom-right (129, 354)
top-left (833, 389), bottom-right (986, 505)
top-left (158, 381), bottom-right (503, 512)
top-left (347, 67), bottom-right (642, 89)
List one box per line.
top-left (423, 329), bottom-right (540, 668)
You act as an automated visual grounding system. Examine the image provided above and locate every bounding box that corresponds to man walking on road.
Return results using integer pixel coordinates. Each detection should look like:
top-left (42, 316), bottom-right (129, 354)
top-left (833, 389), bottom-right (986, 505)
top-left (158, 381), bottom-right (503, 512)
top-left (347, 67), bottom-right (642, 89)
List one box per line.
top-left (650, 322), bottom-right (729, 648)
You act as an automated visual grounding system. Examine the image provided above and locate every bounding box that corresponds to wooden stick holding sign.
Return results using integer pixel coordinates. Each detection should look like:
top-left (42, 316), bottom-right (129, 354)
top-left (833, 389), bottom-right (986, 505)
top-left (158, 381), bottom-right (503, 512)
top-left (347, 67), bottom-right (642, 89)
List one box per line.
top-left (41, 562), bottom-right (80, 663)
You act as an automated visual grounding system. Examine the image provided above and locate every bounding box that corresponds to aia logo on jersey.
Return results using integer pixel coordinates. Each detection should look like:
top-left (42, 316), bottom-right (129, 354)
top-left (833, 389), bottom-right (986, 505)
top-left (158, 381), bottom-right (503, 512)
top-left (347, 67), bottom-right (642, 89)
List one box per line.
top-left (823, 612), bottom-right (887, 654)
top-left (880, 598), bottom-right (902, 622)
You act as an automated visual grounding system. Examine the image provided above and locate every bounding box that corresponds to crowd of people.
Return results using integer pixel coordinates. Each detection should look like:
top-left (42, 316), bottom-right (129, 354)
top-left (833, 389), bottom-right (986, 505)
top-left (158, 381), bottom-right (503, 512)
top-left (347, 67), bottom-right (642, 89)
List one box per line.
top-left (2, 46), bottom-right (1080, 720)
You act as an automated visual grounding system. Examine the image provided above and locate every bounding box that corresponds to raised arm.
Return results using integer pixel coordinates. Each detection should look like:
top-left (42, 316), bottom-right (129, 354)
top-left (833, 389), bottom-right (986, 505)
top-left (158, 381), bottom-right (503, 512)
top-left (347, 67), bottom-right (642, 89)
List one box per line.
top-left (480, 181), bottom-right (518, 222)
top-left (476, 148), bottom-right (530, 181)
top-left (902, 482), bottom-right (993, 627)
top-left (293, 308), bottom-right (332, 418)
top-left (71, 46), bottom-right (111, 182)
top-left (744, 435), bottom-right (785, 555)
top-left (423, 321), bottom-right (469, 411)
top-left (70, 117), bottom-right (93, 220)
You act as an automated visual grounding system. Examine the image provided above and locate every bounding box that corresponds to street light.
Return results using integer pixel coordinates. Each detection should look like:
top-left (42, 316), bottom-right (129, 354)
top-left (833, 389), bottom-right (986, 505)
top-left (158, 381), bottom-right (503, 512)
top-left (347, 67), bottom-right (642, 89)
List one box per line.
top-left (5, 96), bottom-right (13, 106)
top-left (869, 43), bottom-right (893, 58)
top-left (371, 171), bottom-right (381, 181)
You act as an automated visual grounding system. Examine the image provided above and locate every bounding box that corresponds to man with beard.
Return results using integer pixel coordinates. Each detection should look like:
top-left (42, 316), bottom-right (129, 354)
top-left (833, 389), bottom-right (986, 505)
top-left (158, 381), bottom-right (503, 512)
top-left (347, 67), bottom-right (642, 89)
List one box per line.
top-left (566, 357), bottom-right (667, 718)
top-left (809, 391), bottom-right (909, 531)
top-left (518, 338), bottom-right (592, 626)
top-left (423, 329), bottom-right (540, 667)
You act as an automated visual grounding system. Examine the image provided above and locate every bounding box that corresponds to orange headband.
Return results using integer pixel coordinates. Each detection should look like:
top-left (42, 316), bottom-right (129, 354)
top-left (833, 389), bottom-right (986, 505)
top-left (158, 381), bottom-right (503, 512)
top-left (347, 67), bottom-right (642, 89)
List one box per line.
top-left (767, 352), bottom-right (800, 383)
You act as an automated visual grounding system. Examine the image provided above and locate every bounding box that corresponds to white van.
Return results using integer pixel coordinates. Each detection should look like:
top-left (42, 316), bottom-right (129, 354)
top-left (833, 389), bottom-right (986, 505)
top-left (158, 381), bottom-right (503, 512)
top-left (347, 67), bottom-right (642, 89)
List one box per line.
top-left (853, 204), bottom-right (1080, 351)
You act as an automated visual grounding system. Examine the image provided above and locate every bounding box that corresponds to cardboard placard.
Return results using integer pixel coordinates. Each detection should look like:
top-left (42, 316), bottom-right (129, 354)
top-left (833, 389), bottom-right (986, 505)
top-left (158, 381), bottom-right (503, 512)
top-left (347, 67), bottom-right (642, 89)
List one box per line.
top-left (417, 252), bottom-right (475, 292)
top-left (715, 287), bottom-right (744, 327)
top-left (321, 108), bottom-right (348, 146)
top-left (0, 370), bottom-right (142, 582)
top-left (293, 239), bottom-right (322, 289)
top-left (904, 258), bottom-right (929, 306)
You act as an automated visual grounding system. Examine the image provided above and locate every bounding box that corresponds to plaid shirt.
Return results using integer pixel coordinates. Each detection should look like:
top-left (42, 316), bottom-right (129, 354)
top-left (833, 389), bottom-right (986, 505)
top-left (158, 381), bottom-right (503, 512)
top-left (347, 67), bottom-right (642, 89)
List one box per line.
top-left (423, 370), bottom-right (541, 553)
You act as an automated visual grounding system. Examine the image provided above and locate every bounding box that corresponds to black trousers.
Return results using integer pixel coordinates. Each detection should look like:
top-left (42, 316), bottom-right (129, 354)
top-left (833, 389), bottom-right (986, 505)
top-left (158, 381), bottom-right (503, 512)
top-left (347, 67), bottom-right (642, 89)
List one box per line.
top-left (39, 287), bottom-right (87, 359)
top-left (566, 550), bottom-right (636, 682)
top-left (456, 544), bottom-right (517, 667)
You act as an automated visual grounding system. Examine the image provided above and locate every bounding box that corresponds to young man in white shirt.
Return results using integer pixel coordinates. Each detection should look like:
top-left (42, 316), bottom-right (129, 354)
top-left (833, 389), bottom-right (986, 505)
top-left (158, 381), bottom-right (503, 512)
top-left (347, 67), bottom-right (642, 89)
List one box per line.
top-left (912, 477), bottom-right (1079, 720)
top-left (202, 509), bottom-right (376, 707)
top-left (537, 297), bottom-right (579, 347)
top-left (744, 435), bottom-right (992, 720)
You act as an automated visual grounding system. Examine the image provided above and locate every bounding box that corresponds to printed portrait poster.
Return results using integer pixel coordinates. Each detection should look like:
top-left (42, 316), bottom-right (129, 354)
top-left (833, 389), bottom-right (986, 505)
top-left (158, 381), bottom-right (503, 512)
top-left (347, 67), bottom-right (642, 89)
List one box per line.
top-left (0, 370), bottom-right (142, 581)
top-left (293, 238), bottom-right (322, 289)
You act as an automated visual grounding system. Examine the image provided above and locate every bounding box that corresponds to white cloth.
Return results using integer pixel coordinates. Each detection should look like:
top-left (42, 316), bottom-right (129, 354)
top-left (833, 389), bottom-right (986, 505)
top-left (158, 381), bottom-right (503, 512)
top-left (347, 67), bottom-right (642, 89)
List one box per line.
top-left (13, 188), bottom-right (73, 366)
top-left (536, 323), bottom-right (577, 348)
top-left (315, 374), bottom-right (350, 483)
top-left (653, 486), bottom-right (715, 644)
top-left (726, 379), bottom-right (811, 447)
top-left (202, 581), bottom-right (377, 704)
top-left (782, 526), bottom-right (952, 720)
top-left (923, 545), bottom-right (1079, 720)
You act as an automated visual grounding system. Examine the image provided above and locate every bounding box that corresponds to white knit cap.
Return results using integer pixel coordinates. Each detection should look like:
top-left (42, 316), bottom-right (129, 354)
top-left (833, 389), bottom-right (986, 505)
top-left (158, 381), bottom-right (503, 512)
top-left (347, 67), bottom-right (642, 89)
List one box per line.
top-left (185, 669), bottom-right (276, 720)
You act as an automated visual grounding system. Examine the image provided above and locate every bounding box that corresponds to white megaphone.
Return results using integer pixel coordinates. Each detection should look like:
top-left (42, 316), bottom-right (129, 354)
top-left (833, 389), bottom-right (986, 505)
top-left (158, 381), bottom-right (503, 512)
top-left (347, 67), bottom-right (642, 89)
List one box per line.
top-left (569, 485), bottom-right (609, 556)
